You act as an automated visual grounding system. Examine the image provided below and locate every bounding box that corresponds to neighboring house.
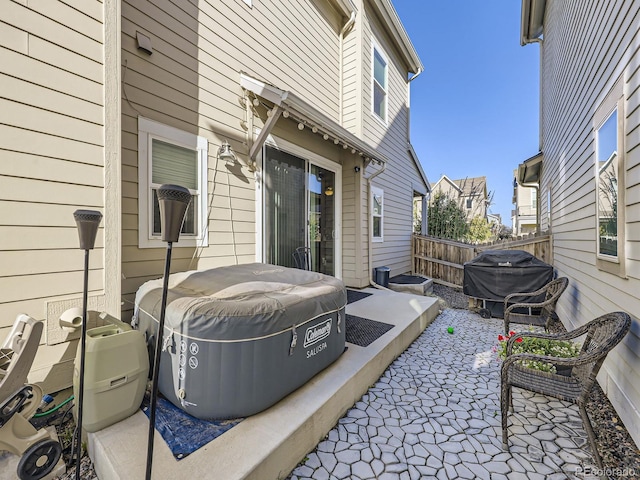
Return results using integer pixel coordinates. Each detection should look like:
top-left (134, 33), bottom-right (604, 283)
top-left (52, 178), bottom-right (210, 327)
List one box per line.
top-left (511, 167), bottom-right (537, 235)
top-left (487, 212), bottom-right (501, 228)
top-left (520, 0), bottom-right (640, 446)
top-left (429, 175), bottom-right (488, 221)
top-left (0, 0), bottom-right (428, 392)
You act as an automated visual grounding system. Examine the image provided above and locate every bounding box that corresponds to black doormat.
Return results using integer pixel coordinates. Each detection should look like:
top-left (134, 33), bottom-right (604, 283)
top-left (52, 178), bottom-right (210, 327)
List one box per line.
top-left (346, 314), bottom-right (393, 347)
top-left (389, 274), bottom-right (427, 285)
top-left (346, 289), bottom-right (373, 304)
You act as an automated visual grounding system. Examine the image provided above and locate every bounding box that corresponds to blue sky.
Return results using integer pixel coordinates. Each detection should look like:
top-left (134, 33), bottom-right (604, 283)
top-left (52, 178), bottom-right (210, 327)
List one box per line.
top-left (392, 0), bottom-right (541, 226)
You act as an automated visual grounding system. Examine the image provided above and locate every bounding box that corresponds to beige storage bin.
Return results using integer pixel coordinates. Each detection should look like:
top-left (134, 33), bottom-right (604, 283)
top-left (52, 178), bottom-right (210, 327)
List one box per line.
top-left (73, 312), bottom-right (149, 433)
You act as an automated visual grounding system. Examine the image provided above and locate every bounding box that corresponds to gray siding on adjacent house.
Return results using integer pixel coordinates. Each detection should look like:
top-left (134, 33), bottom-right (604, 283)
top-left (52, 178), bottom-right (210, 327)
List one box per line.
top-left (359, 3), bottom-right (424, 278)
top-left (120, 0), bottom-right (346, 317)
top-left (0, 0), bottom-right (105, 390)
top-left (537, 0), bottom-right (640, 444)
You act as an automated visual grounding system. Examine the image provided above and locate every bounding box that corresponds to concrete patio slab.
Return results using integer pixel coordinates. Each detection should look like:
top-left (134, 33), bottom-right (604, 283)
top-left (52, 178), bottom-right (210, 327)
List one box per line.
top-left (87, 288), bottom-right (440, 480)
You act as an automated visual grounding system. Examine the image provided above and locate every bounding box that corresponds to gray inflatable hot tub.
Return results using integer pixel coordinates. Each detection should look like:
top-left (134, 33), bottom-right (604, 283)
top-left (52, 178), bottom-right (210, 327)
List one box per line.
top-left (133, 263), bottom-right (346, 420)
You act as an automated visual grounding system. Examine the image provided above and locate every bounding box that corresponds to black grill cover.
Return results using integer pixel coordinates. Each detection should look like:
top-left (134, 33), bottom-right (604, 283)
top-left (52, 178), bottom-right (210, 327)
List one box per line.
top-left (463, 250), bottom-right (553, 301)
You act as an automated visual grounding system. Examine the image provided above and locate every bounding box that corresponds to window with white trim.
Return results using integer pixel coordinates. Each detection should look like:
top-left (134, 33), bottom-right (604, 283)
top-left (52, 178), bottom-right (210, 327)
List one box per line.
top-left (593, 77), bottom-right (625, 277)
top-left (372, 43), bottom-right (388, 122)
top-left (466, 197), bottom-right (473, 210)
top-left (138, 117), bottom-right (208, 248)
top-left (596, 109), bottom-right (619, 257)
top-left (372, 186), bottom-right (384, 242)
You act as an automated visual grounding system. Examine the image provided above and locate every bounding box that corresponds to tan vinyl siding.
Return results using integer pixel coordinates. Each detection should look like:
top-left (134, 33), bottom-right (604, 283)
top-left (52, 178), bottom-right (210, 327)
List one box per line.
top-left (538, 0), bottom-right (640, 445)
top-left (342, 25), bottom-right (360, 134)
top-left (358, 4), bottom-right (424, 277)
top-left (0, 0), bottom-right (105, 392)
top-left (120, 0), bottom-right (345, 316)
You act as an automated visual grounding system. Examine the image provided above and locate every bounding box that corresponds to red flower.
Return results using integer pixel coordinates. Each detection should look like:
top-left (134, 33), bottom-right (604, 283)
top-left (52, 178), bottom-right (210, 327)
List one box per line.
top-left (498, 334), bottom-right (505, 342)
top-left (516, 337), bottom-right (523, 343)
top-left (509, 331), bottom-right (516, 336)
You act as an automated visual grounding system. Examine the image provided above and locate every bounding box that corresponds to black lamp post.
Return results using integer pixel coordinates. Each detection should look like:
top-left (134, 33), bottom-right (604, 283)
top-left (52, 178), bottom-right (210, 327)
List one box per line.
top-left (72, 209), bottom-right (102, 480)
top-left (145, 184), bottom-right (191, 480)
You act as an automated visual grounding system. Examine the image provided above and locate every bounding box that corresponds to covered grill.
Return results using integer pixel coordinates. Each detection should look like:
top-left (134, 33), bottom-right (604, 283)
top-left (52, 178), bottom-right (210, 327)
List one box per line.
top-left (463, 250), bottom-right (554, 318)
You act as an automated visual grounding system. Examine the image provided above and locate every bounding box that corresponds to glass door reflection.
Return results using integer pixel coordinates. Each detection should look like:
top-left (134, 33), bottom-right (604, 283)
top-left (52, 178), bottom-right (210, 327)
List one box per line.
top-left (309, 165), bottom-right (335, 276)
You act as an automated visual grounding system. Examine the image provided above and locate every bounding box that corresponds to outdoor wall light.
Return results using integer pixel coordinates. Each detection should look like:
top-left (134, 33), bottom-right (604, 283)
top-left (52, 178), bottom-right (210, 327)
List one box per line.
top-left (324, 186), bottom-right (334, 196)
top-left (218, 141), bottom-right (237, 163)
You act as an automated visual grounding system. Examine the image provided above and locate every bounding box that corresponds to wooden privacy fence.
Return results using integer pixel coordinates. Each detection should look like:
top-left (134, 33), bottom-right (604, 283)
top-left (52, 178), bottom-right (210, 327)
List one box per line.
top-left (412, 233), bottom-right (552, 289)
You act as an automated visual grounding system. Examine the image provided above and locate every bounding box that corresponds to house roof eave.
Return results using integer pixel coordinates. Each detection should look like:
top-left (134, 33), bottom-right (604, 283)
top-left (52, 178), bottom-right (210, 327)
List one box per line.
top-left (368, 0), bottom-right (424, 74)
top-left (407, 143), bottom-right (430, 193)
top-left (431, 174), bottom-right (463, 194)
top-left (520, 0), bottom-right (546, 45)
top-left (517, 152), bottom-right (543, 184)
top-left (328, 0), bottom-right (356, 20)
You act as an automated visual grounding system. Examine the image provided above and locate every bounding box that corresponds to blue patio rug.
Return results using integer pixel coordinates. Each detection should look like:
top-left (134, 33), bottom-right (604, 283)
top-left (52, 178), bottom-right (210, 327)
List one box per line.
top-left (142, 393), bottom-right (243, 459)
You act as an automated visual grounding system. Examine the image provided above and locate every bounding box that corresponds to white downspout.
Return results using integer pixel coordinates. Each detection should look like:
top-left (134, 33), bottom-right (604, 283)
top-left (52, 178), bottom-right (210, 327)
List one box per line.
top-left (339, 12), bottom-right (356, 124)
top-left (367, 161), bottom-right (388, 289)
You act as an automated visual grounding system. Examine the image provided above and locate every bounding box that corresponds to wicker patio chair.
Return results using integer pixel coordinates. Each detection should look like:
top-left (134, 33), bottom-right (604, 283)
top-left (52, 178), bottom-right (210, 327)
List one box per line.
top-left (500, 311), bottom-right (631, 470)
top-left (503, 276), bottom-right (569, 333)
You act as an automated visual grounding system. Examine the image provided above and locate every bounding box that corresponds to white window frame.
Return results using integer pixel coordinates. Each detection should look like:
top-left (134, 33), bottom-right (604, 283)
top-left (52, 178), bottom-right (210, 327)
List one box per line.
top-left (371, 41), bottom-right (388, 124)
top-left (371, 186), bottom-right (384, 242)
top-left (256, 134), bottom-right (343, 279)
top-left (593, 78), bottom-right (625, 277)
top-left (137, 117), bottom-right (208, 249)
top-left (546, 188), bottom-right (551, 228)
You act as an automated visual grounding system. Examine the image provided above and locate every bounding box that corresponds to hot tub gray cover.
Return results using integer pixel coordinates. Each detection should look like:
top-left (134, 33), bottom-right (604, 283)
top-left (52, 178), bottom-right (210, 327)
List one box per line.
top-left (134, 263), bottom-right (347, 342)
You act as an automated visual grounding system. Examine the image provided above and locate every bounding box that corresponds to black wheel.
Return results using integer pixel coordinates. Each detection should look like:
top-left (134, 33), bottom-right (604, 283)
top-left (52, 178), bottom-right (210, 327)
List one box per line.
top-left (17, 439), bottom-right (62, 480)
top-left (479, 308), bottom-right (491, 319)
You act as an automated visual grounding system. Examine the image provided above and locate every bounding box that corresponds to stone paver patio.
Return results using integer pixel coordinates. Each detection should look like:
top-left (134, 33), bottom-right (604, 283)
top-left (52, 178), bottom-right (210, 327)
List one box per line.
top-left (290, 308), bottom-right (599, 480)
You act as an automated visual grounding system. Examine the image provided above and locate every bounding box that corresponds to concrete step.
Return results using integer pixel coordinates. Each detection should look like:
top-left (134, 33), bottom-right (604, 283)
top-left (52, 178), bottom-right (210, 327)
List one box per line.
top-left (87, 289), bottom-right (439, 480)
top-left (388, 275), bottom-right (433, 296)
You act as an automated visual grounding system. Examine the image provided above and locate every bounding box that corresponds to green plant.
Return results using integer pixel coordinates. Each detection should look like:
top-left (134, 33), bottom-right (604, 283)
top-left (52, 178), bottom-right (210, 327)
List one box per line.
top-left (495, 330), bottom-right (581, 374)
top-left (465, 215), bottom-right (493, 244)
top-left (427, 192), bottom-right (469, 241)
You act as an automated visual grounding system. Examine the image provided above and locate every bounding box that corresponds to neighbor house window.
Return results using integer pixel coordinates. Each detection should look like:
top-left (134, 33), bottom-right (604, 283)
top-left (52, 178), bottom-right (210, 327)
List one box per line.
top-left (138, 117), bottom-right (208, 248)
top-left (466, 197), bottom-right (472, 210)
top-left (372, 186), bottom-right (384, 242)
top-left (594, 77), bottom-right (625, 276)
top-left (531, 189), bottom-right (537, 210)
top-left (372, 43), bottom-right (388, 122)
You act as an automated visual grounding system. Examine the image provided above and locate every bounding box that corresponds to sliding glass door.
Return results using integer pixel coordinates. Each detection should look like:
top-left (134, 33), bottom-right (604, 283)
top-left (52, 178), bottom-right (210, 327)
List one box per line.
top-left (263, 145), bottom-right (336, 276)
top-left (308, 164), bottom-right (335, 276)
